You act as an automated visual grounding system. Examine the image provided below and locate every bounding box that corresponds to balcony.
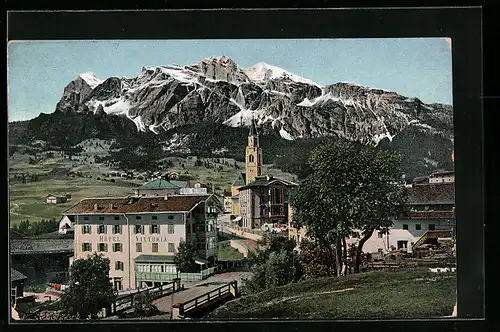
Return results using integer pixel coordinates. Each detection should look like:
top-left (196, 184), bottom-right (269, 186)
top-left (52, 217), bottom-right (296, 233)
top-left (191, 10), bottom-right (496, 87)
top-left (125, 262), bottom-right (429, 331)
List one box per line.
top-left (136, 271), bottom-right (179, 282)
top-left (401, 211), bottom-right (455, 220)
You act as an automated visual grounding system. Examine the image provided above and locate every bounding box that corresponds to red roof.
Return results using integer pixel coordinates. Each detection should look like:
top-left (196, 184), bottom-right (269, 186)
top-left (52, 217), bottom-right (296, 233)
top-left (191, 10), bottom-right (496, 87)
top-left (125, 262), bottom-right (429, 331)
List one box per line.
top-left (406, 183), bottom-right (455, 205)
top-left (63, 195), bottom-right (211, 214)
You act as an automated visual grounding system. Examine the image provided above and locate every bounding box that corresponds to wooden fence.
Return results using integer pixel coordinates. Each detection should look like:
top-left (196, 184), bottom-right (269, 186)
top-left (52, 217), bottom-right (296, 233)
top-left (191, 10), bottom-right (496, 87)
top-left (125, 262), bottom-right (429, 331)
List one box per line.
top-left (172, 281), bottom-right (238, 319)
top-left (103, 278), bottom-right (181, 317)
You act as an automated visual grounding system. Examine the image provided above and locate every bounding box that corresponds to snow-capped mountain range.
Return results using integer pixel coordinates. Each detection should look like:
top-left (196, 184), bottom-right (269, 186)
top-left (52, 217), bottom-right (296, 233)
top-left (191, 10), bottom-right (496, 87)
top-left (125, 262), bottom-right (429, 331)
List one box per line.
top-left (54, 55), bottom-right (453, 146)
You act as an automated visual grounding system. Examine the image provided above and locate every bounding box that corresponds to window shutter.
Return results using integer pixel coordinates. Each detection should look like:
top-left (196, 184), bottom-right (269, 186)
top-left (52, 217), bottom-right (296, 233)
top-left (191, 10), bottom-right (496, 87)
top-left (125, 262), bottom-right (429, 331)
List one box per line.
top-left (142, 225), bottom-right (145, 234)
top-left (105, 243), bottom-right (108, 252)
top-left (82, 243), bottom-right (85, 251)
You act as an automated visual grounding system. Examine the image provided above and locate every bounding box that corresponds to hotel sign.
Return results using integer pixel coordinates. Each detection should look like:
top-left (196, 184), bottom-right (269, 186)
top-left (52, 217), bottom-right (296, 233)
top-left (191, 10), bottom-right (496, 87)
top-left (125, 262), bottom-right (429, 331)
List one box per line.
top-left (136, 236), bottom-right (170, 242)
top-left (98, 235), bottom-right (171, 242)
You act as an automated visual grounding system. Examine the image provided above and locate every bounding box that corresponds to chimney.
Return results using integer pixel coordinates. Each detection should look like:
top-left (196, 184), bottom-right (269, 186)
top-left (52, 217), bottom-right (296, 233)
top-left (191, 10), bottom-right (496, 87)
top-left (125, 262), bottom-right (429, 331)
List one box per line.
top-left (164, 195), bottom-right (168, 200)
top-left (94, 203), bottom-right (99, 210)
top-left (109, 203), bottom-right (114, 210)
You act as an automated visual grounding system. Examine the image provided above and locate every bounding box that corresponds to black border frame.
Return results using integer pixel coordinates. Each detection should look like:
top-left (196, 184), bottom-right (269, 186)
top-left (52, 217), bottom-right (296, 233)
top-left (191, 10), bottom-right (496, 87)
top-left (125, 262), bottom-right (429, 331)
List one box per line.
top-left (4, 7), bottom-right (486, 332)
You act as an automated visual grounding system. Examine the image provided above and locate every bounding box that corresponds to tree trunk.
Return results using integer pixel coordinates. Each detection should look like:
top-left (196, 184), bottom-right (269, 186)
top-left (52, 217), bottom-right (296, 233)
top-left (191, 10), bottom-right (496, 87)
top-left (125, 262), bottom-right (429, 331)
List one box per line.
top-left (336, 237), bottom-right (343, 276)
top-left (342, 237), bottom-right (348, 275)
top-left (354, 228), bottom-right (374, 273)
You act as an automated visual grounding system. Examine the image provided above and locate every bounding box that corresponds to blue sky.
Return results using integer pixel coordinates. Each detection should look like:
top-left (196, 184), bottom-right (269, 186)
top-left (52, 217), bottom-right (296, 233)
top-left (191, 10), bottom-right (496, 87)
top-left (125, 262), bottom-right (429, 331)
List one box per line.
top-left (7, 38), bottom-right (452, 122)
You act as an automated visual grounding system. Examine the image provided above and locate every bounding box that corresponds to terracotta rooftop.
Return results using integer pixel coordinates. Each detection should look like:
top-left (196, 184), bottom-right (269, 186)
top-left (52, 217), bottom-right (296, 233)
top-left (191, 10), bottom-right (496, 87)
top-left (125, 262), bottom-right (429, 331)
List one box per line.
top-left (406, 183), bottom-right (455, 205)
top-left (63, 195), bottom-right (211, 214)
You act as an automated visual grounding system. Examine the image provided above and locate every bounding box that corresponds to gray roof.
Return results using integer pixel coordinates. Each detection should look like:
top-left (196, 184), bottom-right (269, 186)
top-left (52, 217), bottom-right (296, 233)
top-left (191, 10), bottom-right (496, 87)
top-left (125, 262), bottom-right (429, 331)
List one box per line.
top-left (170, 181), bottom-right (189, 188)
top-left (11, 268), bottom-right (27, 282)
top-left (238, 176), bottom-right (297, 191)
top-left (10, 239), bottom-right (74, 254)
top-left (134, 254), bottom-right (175, 263)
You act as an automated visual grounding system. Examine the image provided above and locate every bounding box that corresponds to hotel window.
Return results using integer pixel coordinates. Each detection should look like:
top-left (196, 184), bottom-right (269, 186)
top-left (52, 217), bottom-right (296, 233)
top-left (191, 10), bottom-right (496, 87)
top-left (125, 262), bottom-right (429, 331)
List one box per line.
top-left (152, 243), bottom-right (159, 253)
top-left (249, 155), bottom-right (254, 162)
top-left (136, 243), bottom-right (142, 252)
top-left (152, 216), bottom-right (158, 220)
top-left (378, 232), bottom-right (383, 238)
top-left (98, 224), bottom-right (106, 234)
top-left (99, 216), bottom-right (105, 221)
top-left (113, 225), bottom-right (122, 234)
top-left (428, 224), bottom-right (436, 231)
top-left (168, 215), bottom-right (174, 220)
top-left (82, 243), bottom-right (92, 252)
top-left (82, 224), bottom-right (91, 234)
top-left (151, 224), bottom-right (159, 234)
top-left (114, 216), bottom-right (120, 221)
top-left (168, 224), bottom-right (174, 234)
top-left (136, 216), bottom-right (142, 220)
top-left (168, 243), bottom-right (175, 253)
top-left (113, 243), bottom-right (122, 252)
top-left (135, 225), bottom-right (144, 234)
top-left (98, 243), bottom-right (108, 252)
top-left (416, 224), bottom-right (422, 230)
top-left (402, 224), bottom-right (409, 230)
top-left (115, 261), bottom-right (124, 271)
top-left (83, 216), bottom-right (90, 221)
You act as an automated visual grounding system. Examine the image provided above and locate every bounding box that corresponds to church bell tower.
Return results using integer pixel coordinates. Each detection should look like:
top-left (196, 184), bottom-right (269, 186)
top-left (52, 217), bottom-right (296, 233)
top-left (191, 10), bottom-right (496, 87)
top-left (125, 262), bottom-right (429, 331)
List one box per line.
top-left (245, 114), bottom-right (263, 185)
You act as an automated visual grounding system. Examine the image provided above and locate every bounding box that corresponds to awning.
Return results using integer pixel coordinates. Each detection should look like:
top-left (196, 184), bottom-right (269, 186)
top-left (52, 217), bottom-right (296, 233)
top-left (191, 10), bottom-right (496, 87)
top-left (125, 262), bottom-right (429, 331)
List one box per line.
top-left (134, 254), bottom-right (175, 263)
top-left (194, 256), bottom-right (208, 265)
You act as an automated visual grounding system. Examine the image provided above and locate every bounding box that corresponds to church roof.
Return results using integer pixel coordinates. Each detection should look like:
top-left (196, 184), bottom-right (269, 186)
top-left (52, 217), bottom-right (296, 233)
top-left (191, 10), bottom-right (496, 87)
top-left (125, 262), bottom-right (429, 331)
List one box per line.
top-left (249, 114), bottom-right (258, 136)
top-left (232, 172), bottom-right (246, 187)
top-left (238, 175), bottom-right (297, 191)
top-left (140, 179), bottom-right (180, 190)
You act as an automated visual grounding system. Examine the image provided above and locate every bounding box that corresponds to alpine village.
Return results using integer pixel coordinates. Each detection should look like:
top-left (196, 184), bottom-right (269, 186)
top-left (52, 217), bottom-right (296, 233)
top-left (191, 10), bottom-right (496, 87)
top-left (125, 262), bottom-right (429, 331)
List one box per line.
top-left (9, 56), bottom-right (457, 320)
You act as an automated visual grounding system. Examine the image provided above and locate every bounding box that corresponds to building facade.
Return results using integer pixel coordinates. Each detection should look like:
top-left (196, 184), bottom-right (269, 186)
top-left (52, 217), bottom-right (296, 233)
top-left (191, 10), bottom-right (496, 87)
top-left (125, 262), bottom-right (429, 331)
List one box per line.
top-left (238, 176), bottom-right (297, 229)
top-left (347, 182), bottom-right (455, 254)
top-left (64, 195), bottom-right (220, 291)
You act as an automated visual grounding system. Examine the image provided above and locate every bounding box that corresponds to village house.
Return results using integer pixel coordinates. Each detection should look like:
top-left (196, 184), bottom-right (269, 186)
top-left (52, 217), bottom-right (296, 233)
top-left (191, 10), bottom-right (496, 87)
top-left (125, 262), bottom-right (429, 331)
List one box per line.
top-left (63, 194), bottom-right (221, 291)
top-left (230, 115), bottom-right (297, 229)
top-left (45, 194), bottom-right (69, 204)
top-left (288, 175), bottom-right (455, 253)
top-left (238, 175), bottom-right (297, 229)
top-left (11, 268), bottom-right (27, 306)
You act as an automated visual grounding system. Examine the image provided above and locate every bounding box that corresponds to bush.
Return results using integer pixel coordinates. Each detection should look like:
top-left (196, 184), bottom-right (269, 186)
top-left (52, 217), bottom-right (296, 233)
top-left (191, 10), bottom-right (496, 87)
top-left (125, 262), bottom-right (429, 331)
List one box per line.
top-left (132, 291), bottom-right (160, 317)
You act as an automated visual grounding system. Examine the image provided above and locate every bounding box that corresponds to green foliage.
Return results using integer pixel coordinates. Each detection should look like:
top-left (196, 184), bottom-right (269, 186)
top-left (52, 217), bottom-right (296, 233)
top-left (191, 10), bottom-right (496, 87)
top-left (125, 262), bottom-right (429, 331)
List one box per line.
top-left (60, 253), bottom-right (116, 319)
top-left (299, 238), bottom-right (336, 279)
top-left (174, 241), bottom-right (198, 273)
top-left (290, 139), bottom-right (407, 273)
top-left (132, 291), bottom-right (160, 317)
top-left (12, 218), bottom-right (59, 236)
top-left (244, 236), bottom-right (301, 293)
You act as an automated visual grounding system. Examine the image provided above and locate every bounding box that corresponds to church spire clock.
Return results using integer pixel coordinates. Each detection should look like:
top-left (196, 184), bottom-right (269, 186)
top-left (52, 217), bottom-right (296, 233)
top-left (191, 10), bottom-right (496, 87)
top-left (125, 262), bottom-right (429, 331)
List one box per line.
top-left (245, 113), bottom-right (263, 185)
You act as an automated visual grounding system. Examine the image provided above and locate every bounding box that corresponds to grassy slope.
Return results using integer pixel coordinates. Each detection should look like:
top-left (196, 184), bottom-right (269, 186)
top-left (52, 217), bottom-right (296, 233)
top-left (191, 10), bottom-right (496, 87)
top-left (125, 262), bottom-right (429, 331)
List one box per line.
top-left (217, 245), bottom-right (245, 261)
top-left (207, 268), bottom-right (456, 319)
top-left (9, 146), bottom-right (296, 225)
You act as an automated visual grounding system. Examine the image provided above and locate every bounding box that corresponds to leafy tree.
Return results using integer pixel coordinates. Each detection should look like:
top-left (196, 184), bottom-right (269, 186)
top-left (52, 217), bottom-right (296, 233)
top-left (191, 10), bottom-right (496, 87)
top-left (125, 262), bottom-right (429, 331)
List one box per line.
top-left (299, 238), bottom-right (336, 279)
top-left (60, 253), bottom-right (116, 319)
top-left (290, 139), bottom-right (406, 274)
top-left (174, 241), bottom-right (198, 273)
top-left (244, 235), bottom-right (301, 293)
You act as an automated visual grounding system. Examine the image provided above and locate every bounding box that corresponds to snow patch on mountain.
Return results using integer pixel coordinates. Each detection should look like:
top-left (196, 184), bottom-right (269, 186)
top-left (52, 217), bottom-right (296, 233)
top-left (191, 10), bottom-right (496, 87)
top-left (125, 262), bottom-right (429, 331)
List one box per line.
top-left (224, 109), bottom-right (265, 127)
top-left (128, 115), bottom-right (146, 132)
top-left (79, 72), bottom-right (103, 89)
top-left (244, 62), bottom-right (323, 88)
top-left (279, 127), bottom-right (294, 140)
